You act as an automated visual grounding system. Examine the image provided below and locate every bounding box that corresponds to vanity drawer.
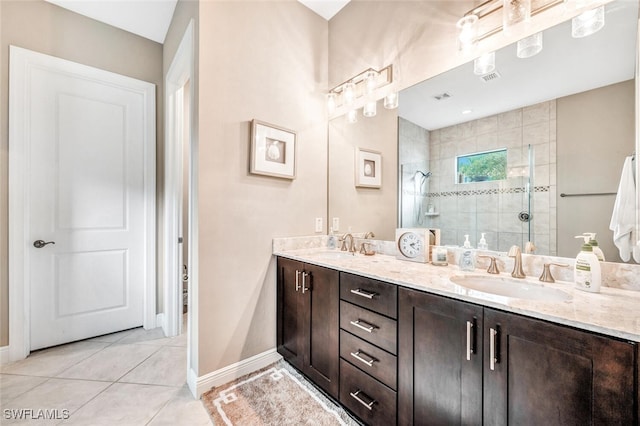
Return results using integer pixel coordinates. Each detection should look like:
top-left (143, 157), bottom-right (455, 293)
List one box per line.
top-left (340, 301), bottom-right (397, 355)
top-left (340, 359), bottom-right (397, 426)
top-left (340, 330), bottom-right (397, 390)
top-left (340, 273), bottom-right (397, 319)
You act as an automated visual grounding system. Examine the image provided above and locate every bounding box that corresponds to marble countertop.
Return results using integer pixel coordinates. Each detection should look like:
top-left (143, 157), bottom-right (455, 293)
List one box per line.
top-left (274, 248), bottom-right (640, 342)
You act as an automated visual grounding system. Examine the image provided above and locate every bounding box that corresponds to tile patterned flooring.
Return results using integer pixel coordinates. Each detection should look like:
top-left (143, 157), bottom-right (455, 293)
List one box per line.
top-left (0, 323), bottom-right (212, 425)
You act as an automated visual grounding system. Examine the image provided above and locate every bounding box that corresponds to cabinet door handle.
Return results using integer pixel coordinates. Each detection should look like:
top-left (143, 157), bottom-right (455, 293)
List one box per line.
top-left (350, 288), bottom-right (378, 299)
top-left (490, 327), bottom-right (499, 371)
top-left (466, 320), bottom-right (475, 361)
top-left (295, 270), bottom-right (301, 292)
top-left (350, 350), bottom-right (378, 367)
top-left (349, 319), bottom-right (377, 333)
top-left (349, 389), bottom-right (377, 411)
top-left (301, 272), bottom-right (310, 294)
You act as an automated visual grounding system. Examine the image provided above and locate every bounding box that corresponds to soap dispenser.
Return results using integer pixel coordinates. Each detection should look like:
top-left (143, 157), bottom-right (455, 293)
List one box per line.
top-left (327, 227), bottom-right (337, 250)
top-left (463, 235), bottom-right (473, 249)
top-left (574, 235), bottom-right (601, 293)
top-left (585, 233), bottom-right (605, 261)
top-left (478, 233), bottom-right (488, 250)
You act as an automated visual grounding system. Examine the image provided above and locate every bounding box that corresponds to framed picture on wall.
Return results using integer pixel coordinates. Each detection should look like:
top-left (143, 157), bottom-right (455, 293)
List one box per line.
top-left (355, 147), bottom-right (382, 188)
top-left (250, 119), bottom-right (296, 179)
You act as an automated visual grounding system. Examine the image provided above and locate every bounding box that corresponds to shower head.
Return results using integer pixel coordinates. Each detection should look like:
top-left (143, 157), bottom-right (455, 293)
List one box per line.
top-left (414, 170), bottom-right (432, 179)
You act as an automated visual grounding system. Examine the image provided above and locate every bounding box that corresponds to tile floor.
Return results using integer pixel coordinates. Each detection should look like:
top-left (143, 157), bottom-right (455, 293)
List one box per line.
top-left (0, 321), bottom-right (212, 425)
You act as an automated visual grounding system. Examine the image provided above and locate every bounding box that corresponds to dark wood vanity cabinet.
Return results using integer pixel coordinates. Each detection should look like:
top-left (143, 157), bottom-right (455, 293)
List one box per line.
top-left (276, 257), bottom-right (339, 399)
top-left (398, 287), bottom-right (638, 425)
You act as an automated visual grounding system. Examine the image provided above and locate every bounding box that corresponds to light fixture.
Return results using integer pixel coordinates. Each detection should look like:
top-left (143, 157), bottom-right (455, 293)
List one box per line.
top-left (343, 81), bottom-right (356, 106)
top-left (327, 65), bottom-right (395, 119)
top-left (384, 92), bottom-right (399, 109)
top-left (327, 93), bottom-right (337, 114)
top-left (347, 109), bottom-right (358, 123)
top-left (456, 15), bottom-right (478, 51)
top-left (364, 70), bottom-right (378, 94)
top-left (503, 0), bottom-right (531, 32)
top-left (572, 5), bottom-right (605, 38)
top-left (363, 100), bottom-right (377, 118)
top-left (517, 32), bottom-right (543, 58)
top-left (474, 51), bottom-right (496, 75)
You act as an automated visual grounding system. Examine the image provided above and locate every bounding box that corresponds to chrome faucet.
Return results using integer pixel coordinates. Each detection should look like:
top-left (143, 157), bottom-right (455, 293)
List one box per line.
top-left (508, 245), bottom-right (526, 278)
top-left (341, 233), bottom-right (356, 254)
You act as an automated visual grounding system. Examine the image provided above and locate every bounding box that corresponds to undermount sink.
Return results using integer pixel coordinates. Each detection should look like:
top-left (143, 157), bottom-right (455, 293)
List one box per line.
top-left (450, 274), bottom-right (572, 302)
top-left (314, 250), bottom-right (356, 260)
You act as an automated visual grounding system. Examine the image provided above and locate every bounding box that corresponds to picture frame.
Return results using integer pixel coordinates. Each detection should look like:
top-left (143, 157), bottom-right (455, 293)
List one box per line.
top-left (250, 119), bottom-right (296, 179)
top-left (355, 147), bottom-right (382, 188)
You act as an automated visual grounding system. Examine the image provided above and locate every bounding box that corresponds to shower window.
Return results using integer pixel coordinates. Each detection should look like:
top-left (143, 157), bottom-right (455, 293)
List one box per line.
top-left (456, 148), bottom-right (507, 183)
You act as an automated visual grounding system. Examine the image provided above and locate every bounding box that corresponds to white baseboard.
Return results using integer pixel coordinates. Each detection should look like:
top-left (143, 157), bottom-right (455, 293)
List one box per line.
top-left (0, 346), bottom-right (9, 365)
top-left (195, 348), bottom-right (282, 397)
top-left (156, 313), bottom-right (165, 329)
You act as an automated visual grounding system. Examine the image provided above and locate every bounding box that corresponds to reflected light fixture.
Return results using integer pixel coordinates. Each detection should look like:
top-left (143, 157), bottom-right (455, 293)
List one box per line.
top-left (517, 32), bottom-right (543, 58)
top-left (572, 5), bottom-right (605, 38)
top-left (327, 92), bottom-right (337, 114)
top-left (364, 70), bottom-right (378, 94)
top-left (456, 15), bottom-right (478, 51)
top-left (347, 109), bottom-right (358, 123)
top-left (384, 92), bottom-right (399, 109)
top-left (503, 0), bottom-right (531, 32)
top-left (474, 51), bottom-right (496, 75)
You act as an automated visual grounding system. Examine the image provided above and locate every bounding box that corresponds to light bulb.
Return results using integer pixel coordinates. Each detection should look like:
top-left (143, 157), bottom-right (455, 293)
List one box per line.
top-left (456, 15), bottom-right (478, 51)
top-left (384, 92), bottom-right (399, 109)
top-left (474, 51), bottom-right (496, 75)
top-left (347, 109), bottom-right (358, 123)
top-left (517, 32), bottom-right (543, 58)
top-left (327, 92), bottom-right (336, 114)
top-left (572, 5), bottom-right (605, 38)
top-left (503, 0), bottom-right (531, 32)
top-left (343, 82), bottom-right (356, 106)
top-left (363, 100), bottom-right (377, 118)
top-left (364, 70), bottom-right (378, 94)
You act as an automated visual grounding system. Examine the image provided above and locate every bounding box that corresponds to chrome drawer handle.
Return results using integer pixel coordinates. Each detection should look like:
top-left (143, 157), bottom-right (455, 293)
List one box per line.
top-left (295, 270), bottom-right (301, 292)
top-left (301, 272), bottom-right (310, 294)
top-left (350, 288), bottom-right (377, 299)
top-left (349, 319), bottom-right (377, 333)
top-left (466, 320), bottom-right (474, 361)
top-left (490, 327), bottom-right (498, 371)
top-left (349, 389), bottom-right (377, 411)
top-left (350, 350), bottom-right (378, 367)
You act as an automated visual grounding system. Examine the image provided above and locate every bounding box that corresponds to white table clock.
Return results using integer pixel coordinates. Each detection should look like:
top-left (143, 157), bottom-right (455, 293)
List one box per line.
top-left (395, 228), bottom-right (429, 263)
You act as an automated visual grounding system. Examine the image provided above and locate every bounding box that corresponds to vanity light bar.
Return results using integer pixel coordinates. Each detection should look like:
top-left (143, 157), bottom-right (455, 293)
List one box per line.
top-left (460, 0), bottom-right (566, 44)
top-left (328, 65), bottom-right (394, 111)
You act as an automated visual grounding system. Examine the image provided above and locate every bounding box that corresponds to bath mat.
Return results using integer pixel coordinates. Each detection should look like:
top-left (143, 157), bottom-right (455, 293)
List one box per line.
top-left (201, 361), bottom-right (360, 426)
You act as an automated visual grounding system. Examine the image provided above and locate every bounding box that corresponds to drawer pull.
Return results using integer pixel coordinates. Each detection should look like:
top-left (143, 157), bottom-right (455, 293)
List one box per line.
top-left (295, 270), bottom-right (301, 292)
top-left (302, 272), bottom-right (310, 294)
top-left (466, 320), bottom-right (474, 361)
top-left (349, 389), bottom-right (377, 411)
top-left (350, 350), bottom-right (378, 367)
top-left (490, 327), bottom-right (499, 371)
top-left (349, 319), bottom-right (377, 333)
top-left (350, 288), bottom-right (378, 299)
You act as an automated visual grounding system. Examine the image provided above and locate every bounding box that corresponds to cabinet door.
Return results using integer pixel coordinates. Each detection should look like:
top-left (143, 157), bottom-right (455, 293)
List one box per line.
top-left (276, 257), bottom-right (304, 370)
top-left (398, 288), bottom-right (483, 426)
top-left (483, 308), bottom-right (637, 426)
top-left (302, 263), bottom-right (340, 399)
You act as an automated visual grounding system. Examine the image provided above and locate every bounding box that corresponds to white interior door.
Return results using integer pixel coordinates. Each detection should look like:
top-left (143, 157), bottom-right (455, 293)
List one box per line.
top-left (9, 46), bottom-right (156, 352)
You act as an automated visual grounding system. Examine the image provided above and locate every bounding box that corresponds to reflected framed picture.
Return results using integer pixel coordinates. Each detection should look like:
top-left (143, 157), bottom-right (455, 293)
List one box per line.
top-left (355, 147), bottom-right (382, 188)
top-left (250, 119), bottom-right (296, 179)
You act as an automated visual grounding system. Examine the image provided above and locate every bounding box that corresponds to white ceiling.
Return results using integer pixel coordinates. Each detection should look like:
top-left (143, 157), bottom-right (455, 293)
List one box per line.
top-left (399, 1), bottom-right (637, 130)
top-left (44, 0), bottom-right (348, 44)
top-left (45, 0), bottom-right (178, 43)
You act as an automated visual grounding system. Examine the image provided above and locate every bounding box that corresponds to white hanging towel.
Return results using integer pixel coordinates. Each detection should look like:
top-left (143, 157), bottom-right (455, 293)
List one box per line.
top-left (609, 156), bottom-right (636, 262)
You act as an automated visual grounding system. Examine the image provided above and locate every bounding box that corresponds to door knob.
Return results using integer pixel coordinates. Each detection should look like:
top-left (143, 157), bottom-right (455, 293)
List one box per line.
top-left (33, 240), bottom-right (55, 248)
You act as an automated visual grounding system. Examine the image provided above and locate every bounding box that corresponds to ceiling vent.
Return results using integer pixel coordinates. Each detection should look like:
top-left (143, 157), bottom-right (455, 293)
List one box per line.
top-left (433, 92), bottom-right (452, 101)
top-left (479, 71), bottom-right (502, 82)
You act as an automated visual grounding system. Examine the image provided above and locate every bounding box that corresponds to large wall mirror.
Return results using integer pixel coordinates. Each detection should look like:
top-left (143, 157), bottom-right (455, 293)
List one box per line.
top-left (328, 0), bottom-right (639, 262)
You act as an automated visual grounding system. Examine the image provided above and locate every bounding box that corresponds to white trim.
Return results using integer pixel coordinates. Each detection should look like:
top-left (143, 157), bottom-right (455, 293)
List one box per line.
top-left (156, 313), bottom-right (165, 328)
top-left (193, 349), bottom-right (283, 398)
top-left (8, 46), bottom-right (156, 361)
top-left (0, 346), bottom-right (9, 365)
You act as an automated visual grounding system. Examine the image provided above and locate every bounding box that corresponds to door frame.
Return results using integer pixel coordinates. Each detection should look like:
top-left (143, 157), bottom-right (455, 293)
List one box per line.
top-left (164, 20), bottom-right (198, 396)
top-left (7, 46), bottom-right (157, 362)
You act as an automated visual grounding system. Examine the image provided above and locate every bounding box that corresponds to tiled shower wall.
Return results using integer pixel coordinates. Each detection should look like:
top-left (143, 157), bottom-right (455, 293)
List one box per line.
top-left (422, 100), bottom-right (557, 254)
top-left (398, 118), bottom-right (430, 228)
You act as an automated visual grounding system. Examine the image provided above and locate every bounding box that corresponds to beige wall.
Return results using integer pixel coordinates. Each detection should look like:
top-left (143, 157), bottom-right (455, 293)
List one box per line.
top-left (197, 1), bottom-right (328, 374)
top-left (557, 80), bottom-right (635, 261)
top-left (0, 0), bottom-right (163, 347)
top-left (328, 108), bottom-right (398, 241)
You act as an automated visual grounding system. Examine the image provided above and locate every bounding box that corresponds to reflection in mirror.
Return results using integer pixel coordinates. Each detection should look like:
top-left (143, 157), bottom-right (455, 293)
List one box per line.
top-left (396, 0), bottom-right (637, 262)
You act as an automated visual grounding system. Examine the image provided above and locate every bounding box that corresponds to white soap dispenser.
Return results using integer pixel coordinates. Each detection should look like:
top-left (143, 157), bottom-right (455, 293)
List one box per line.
top-left (585, 233), bottom-right (605, 261)
top-left (574, 235), bottom-right (601, 293)
top-left (463, 234), bottom-right (472, 249)
top-left (327, 227), bottom-right (337, 249)
top-left (478, 233), bottom-right (488, 250)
